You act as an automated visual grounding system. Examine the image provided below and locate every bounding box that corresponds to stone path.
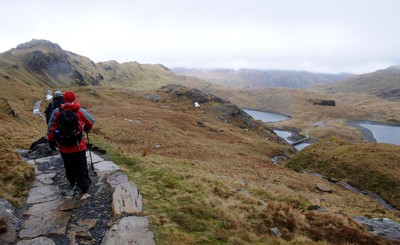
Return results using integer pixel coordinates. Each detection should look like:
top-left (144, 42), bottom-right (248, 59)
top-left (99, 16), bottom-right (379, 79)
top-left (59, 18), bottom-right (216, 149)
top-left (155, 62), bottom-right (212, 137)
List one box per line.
top-left (6, 143), bottom-right (155, 245)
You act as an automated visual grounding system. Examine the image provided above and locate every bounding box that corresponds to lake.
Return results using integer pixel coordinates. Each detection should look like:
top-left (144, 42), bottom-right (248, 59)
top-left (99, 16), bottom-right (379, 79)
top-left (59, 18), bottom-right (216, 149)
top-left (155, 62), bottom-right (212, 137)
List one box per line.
top-left (245, 109), bottom-right (311, 150)
top-left (357, 121), bottom-right (400, 145)
top-left (244, 109), bottom-right (289, 122)
top-left (246, 109), bottom-right (400, 147)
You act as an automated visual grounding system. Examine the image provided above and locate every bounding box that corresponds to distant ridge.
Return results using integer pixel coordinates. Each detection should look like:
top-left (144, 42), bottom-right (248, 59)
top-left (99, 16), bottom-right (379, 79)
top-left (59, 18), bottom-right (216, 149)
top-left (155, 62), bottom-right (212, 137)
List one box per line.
top-left (173, 68), bottom-right (353, 89)
top-left (312, 65), bottom-right (400, 101)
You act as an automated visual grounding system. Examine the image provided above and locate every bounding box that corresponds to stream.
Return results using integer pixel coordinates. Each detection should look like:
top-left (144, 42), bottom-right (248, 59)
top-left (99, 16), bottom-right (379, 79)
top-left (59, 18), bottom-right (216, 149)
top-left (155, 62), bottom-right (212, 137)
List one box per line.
top-left (244, 109), bottom-right (310, 150)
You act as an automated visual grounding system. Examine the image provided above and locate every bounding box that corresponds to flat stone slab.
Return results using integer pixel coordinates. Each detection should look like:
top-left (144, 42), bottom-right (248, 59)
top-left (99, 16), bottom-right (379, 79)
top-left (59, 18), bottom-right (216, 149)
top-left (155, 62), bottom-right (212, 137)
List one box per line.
top-left (33, 173), bottom-right (56, 186)
top-left (19, 211), bottom-right (72, 238)
top-left (112, 182), bottom-right (142, 216)
top-left (34, 155), bottom-right (61, 164)
top-left (106, 172), bottom-right (129, 188)
top-left (24, 199), bottom-right (64, 216)
top-left (86, 152), bottom-right (104, 164)
top-left (58, 199), bottom-right (83, 211)
top-left (101, 216), bottom-right (155, 245)
top-left (17, 237), bottom-right (56, 245)
top-left (70, 219), bottom-right (98, 242)
top-left (26, 185), bottom-right (60, 204)
top-left (93, 161), bottom-right (120, 178)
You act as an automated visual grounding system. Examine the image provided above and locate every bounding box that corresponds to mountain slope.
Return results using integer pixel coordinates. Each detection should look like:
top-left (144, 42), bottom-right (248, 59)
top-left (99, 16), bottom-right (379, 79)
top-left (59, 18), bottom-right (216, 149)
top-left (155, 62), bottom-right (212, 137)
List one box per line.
top-left (0, 39), bottom-right (103, 87)
top-left (1, 40), bottom-right (400, 244)
top-left (0, 39), bottom-right (205, 90)
top-left (173, 68), bottom-right (352, 89)
top-left (312, 66), bottom-right (400, 101)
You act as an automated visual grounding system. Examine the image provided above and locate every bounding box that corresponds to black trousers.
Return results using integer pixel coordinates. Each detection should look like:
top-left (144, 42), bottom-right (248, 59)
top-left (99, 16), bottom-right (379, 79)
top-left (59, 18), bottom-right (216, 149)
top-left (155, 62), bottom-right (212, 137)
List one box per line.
top-left (61, 150), bottom-right (91, 193)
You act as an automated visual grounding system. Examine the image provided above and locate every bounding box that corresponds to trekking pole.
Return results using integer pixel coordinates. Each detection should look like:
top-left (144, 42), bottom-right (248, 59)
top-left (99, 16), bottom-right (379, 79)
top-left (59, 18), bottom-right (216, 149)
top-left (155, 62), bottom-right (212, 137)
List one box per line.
top-left (86, 130), bottom-right (94, 171)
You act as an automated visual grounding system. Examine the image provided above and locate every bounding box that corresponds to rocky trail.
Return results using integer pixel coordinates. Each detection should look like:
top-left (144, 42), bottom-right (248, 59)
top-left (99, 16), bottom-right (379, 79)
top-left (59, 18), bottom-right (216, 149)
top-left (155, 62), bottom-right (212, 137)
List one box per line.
top-left (1, 142), bottom-right (155, 245)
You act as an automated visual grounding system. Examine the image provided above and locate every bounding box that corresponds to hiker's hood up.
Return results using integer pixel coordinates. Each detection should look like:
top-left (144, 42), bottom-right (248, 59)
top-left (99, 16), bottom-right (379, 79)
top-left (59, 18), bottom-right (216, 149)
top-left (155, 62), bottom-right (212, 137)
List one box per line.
top-left (62, 101), bottom-right (81, 112)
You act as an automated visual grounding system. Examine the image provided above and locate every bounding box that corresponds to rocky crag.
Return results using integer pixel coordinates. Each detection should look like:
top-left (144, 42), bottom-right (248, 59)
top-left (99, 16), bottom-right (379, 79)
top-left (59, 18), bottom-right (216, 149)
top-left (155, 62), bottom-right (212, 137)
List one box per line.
top-left (0, 141), bottom-right (154, 245)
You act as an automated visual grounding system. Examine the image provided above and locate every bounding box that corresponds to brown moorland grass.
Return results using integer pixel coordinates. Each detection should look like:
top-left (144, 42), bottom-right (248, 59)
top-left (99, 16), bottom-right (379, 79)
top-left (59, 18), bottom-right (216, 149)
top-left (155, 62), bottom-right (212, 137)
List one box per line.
top-left (83, 86), bottom-right (399, 244)
top-left (0, 80), bottom-right (399, 243)
top-left (0, 75), bottom-right (44, 229)
top-left (286, 137), bottom-right (400, 209)
top-left (0, 75), bottom-right (44, 207)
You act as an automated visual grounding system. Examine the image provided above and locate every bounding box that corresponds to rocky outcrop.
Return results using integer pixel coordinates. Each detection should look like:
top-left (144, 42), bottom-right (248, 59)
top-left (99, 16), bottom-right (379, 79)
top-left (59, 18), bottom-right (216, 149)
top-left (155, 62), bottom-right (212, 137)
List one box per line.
top-left (145, 93), bottom-right (162, 103)
top-left (160, 84), bottom-right (256, 129)
top-left (159, 84), bottom-right (227, 104)
top-left (353, 217), bottom-right (400, 241)
top-left (8, 39), bottom-right (103, 86)
top-left (209, 103), bottom-right (256, 129)
top-left (306, 98), bottom-right (336, 106)
top-left (25, 50), bottom-right (72, 75)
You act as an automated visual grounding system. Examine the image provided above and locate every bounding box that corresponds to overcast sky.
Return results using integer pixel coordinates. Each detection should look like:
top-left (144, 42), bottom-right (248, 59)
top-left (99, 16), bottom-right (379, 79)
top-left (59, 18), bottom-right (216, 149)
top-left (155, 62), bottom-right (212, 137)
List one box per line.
top-left (1, 0), bottom-right (399, 74)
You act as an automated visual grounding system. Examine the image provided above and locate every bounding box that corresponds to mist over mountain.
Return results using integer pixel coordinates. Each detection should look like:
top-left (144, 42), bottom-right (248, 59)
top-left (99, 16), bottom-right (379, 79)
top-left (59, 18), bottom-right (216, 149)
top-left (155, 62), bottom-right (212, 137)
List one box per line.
top-left (173, 67), bottom-right (353, 89)
top-left (312, 66), bottom-right (400, 101)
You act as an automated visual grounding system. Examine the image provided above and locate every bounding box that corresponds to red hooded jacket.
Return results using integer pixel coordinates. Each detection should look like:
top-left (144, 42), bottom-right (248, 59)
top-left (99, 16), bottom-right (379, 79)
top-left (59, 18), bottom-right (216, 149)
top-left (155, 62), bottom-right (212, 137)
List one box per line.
top-left (47, 101), bottom-right (94, 153)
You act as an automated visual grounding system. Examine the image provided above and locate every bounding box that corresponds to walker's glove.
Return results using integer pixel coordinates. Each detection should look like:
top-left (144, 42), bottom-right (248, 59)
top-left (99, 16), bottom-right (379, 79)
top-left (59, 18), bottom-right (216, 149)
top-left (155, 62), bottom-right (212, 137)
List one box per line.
top-left (48, 141), bottom-right (57, 151)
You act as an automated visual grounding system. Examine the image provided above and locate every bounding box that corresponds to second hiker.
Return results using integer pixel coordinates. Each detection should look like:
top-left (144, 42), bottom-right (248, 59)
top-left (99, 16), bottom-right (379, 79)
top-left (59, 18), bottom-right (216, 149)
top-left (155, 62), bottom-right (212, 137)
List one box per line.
top-left (47, 91), bottom-right (95, 200)
top-left (44, 90), bottom-right (64, 124)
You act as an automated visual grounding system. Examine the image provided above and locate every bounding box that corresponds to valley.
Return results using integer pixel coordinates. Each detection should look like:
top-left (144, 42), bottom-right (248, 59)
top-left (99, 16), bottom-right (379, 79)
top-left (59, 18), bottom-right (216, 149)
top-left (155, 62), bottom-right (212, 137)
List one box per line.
top-left (1, 40), bottom-right (400, 244)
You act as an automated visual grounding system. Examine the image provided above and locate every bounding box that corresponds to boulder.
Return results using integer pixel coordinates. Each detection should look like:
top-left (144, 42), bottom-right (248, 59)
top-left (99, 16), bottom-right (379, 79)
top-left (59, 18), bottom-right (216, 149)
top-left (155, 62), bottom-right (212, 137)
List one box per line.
top-left (0, 198), bottom-right (18, 245)
top-left (101, 216), bottom-right (155, 245)
top-left (112, 182), bottom-right (142, 216)
top-left (93, 161), bottom-right (120, 178)
top-left (144, 94), bottom-right (162, 103)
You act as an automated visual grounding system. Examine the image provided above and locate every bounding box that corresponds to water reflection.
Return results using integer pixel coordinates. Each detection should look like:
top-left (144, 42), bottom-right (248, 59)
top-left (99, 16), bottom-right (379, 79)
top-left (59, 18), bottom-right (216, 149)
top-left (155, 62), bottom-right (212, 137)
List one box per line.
top-left (359, 123), bottom-right (400, 145)
top-left (244, 109), bottom-right (289, 122)
top-left (245, 109), bottom-right (310, 150)
top-left (274, 130), bottom-right (293, 144)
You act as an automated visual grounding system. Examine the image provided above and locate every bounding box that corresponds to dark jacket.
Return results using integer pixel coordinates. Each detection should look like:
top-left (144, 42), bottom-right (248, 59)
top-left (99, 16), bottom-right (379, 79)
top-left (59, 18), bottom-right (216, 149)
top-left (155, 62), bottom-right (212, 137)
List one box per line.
top-left (44, 97), bottom-right (64, 124)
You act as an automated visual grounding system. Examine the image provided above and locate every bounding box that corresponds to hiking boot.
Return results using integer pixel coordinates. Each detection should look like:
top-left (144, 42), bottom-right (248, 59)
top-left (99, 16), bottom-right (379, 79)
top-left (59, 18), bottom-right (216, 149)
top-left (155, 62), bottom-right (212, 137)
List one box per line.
top-left (61, 184), bottom-right (77, 196)
top-left (81, 193), bottom-right (91, 200)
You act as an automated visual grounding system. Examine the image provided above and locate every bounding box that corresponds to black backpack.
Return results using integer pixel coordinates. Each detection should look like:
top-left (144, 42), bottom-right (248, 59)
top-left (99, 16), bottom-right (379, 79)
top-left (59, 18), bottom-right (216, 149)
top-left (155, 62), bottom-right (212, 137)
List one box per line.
top-left (46, 98), bottom-right (63, 124)
top-left (56, 108), bottom-right (83, 146)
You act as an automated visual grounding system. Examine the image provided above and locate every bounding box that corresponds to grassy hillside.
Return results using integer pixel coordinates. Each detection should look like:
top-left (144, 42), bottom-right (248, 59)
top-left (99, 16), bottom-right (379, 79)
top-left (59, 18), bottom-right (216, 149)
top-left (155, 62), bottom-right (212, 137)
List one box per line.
top-left (97, 61), bottom-right (204, 90)
top-left (76, 86), bottom-right (397, 244)
top-left (0, 73), bottom-right (45, 207)
top-left (1, 81), bottom-right (399, 243)
top-left (286, 137), bottom-right (400, 209)
top-left (312, 66), bottom-right (400, 101)
top-left (1, 40), bottom-right (400, 243)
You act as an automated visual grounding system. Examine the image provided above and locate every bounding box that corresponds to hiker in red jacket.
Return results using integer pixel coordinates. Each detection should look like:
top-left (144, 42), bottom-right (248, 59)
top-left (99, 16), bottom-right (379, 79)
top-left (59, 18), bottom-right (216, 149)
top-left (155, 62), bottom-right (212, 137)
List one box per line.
top-left (47, 91), bottom-right (95, 200)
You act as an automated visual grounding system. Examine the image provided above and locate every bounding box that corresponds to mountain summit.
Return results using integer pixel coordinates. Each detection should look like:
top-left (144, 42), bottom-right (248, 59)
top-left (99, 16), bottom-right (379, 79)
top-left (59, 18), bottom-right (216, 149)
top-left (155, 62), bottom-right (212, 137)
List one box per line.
top-left (0, 39), bottom-right (103, 87)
